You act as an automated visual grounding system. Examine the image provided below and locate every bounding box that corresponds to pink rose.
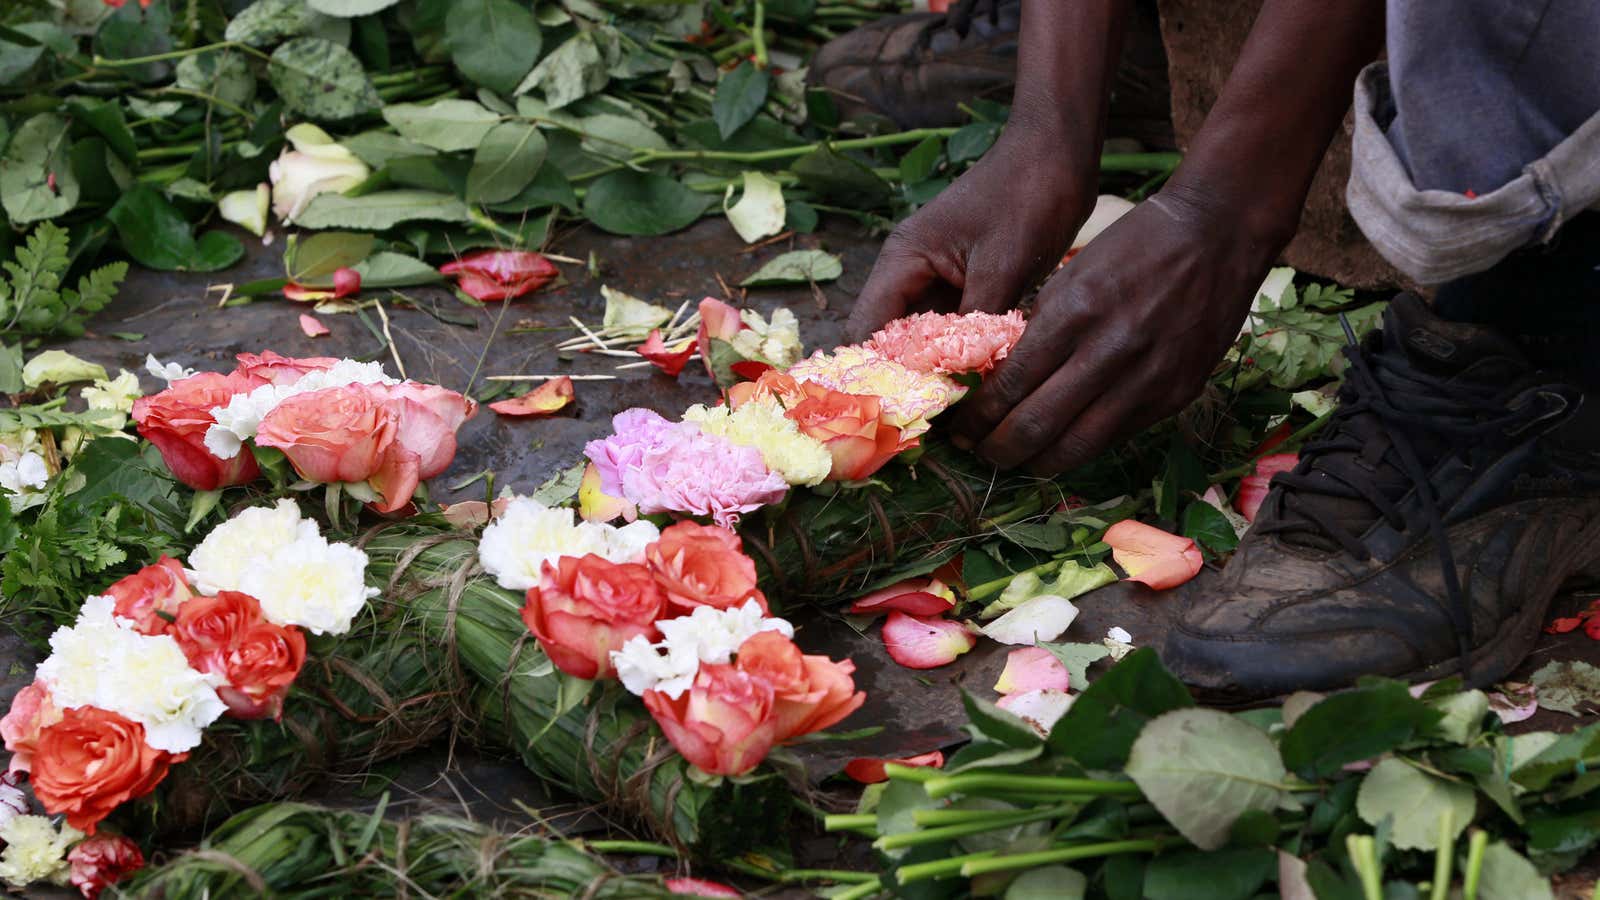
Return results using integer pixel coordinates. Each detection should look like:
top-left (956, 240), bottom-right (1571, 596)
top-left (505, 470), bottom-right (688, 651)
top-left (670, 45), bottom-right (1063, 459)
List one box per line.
top-left (643, 663), bottom-right (778, 776)
top-left (1, 681), bottom-right (62, 775)
top-left (521, 555), bottom-right (666, 680)
top-left (132, 371), bottom-right (263, 491)
top-left (735, 631), bottom-right (864, 741)
top-left (68, 834), bottom-right (145, 899)
top-left (231, 351), bottom-right (338, 386)
top-left (104, 557), bottom-right (193, 636)
top-left (383, 381), bottom-right (477, 479)
top-left (646, 522), bottom-right (766, 613)
top-left (255, 384), bottom-right (419, 513)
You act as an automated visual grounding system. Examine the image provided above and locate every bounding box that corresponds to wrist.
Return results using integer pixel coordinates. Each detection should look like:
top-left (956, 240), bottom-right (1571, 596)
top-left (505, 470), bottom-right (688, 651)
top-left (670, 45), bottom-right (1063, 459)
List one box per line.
top-left (1160, 164), bottom-right (1302, 256)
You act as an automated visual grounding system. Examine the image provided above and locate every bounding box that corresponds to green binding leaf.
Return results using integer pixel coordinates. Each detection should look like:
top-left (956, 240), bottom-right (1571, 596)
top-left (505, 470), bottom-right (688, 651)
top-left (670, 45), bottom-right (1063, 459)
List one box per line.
top-left (106, 185), bottom-right (244, 272)
top-left (466, 122), bottom-right (547, 205)
top-left (294, 190), bottom-right (473, 229)
top-left (382, 100), bottom-right (501, 152)
top-left (1048, 648), bottom-right (1194, 769)
top-left (1354, 758), bottom-right (1474, 851)
top-left (0, 114), bottom-right (79, 225)
top-left (1279, 680), bottom-right (1442, 780)
top-left (582, 171), bottom-right (709, 236)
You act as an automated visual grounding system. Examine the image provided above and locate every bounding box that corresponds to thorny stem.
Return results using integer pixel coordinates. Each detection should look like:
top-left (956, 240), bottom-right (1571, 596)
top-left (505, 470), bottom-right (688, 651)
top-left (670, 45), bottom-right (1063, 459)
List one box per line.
top-left (750, 0), bottom-right (769, 68)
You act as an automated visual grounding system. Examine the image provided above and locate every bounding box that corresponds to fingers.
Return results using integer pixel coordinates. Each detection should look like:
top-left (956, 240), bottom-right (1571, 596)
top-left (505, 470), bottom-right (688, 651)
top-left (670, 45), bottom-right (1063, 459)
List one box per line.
top-left (845, 238), bottom-right (939, 343)
top-left (1021, 391), bottom-right (1156, 476)
top-left (969, 345), bottom-right (1118, 470)
top-left (948, 289), bottom-right (1080, 445)
top-left (957, 251), bottom-right (1036, 316)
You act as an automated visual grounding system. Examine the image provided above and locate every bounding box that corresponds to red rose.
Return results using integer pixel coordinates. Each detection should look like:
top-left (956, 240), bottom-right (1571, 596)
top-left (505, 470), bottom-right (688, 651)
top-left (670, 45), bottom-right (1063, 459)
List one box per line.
top-left (172, 592), bottom-right (305, 720)
top-left (68, 834), bottom-right (145, 899)
top-left (735, 631), bottom-right (864, 741)
top-left (131, 371), bottom-right (263, 490)
top-left (104, 557), bottom-right (193, 636)
top-left (521, 555), bottom-right (666, 679)
top-left (170, 591), bottom-right (259, 675)
top-left (31, 707), bottom-right (180, 834)
top-left (646, 522), bottom-right (766, 614)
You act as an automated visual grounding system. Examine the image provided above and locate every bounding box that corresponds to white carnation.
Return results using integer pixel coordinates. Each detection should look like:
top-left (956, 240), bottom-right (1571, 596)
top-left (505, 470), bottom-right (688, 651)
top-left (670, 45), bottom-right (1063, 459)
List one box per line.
top-left (189, 499), bottom-right (320, 594)
top-left (238, 535), bottom-right (377, 636)
top-left (145, 354), bottom-right (195, 384)
top-left (0, 775), bottom-right (26, 834)
top-left (0, 452), bottom-right (48, 496)
top-left (610, 634), bottom-right (701, 699)
top-left (37, 597), bottom-right (225, 753)
top-left (655, 600), bottom-right (793, 667)
top-left (0, 815), bottom-right (81, 888)
top-left (477, 497), bottom-right (660, 592)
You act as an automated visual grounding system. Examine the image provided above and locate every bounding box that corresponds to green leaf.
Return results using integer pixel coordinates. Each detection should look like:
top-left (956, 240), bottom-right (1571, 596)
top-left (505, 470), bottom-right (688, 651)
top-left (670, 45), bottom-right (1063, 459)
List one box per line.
top-left (489, 163), bottom-right (577, 213)
top-left (466, 122), bottom-right (547, 204)
top-left (1005, 866), bottom-right (1085, 900)
top-left (1048, 648), bottom-right (1193, 768)
top-left (1125, 708), bottom-right (1288, 850)
top-left (1530, 660), bottom-right (1600, 717)
top-left (1180, 501), bottom-right (1239, 556)
top-left (515, 31), bottom-right (609, 107)
top-left (226, 0), bottom-right (347, 47)
top-left (94, 1), bottom-right (174, 84)
top-left (284, 231), bottom-right (375, 282)
top-left (960, 689), bottom-right (1044, 748)
top-left (740, 249), bottom-right (842, 286)
top-left (1142, 847), bottom-right (1274, 900)
top-left (947, 121), bottom-right (1000, 162)
top-left (382, 100), bottom-right (501, 152)
top-left (295, 190), bottom-right (473, 229)
top-left (1355, 758), bottom-right (1475, 850)
top-left (343, 131), bottom-right (435, 167)
top-left (712, 61), bottom-right (770, 139)
top-left (1279, 681), bottom-right (1443, 780)
top-left (351, 252), bottom-right (442, 287)
top-left (65, 99), bottom-right (137, 163)
top-left (898, 135), bottom-right (943, 184)
top-left (1038, 642), bottom-right (1112, 689)
top-left (306, 0), bottom-right (403, 15)
top-left (1511, 722), bottom-right (1600, 792)
top-left (1476, 841), bottom-right (1555, 900)
top-left (174, 50), bottom-right (257, 113)
top-left (268, 37), bottom-right (380, 120)
top-left (582, 171), bottom-right (709, 236)
top-left (792, 144), bottom-right (892, 204)
top-left (0, 344), bottom-right (22, 394)
top-left (785, 200), bottom-right (818, 233)
top-left (447, 0), bottom-right (542, 96)
top-left (105, 185), bottom-right (243, 272)
top-left (0, 114), bottom-right (78, 225)
top-left (575, 113), bottom-right (669, 158)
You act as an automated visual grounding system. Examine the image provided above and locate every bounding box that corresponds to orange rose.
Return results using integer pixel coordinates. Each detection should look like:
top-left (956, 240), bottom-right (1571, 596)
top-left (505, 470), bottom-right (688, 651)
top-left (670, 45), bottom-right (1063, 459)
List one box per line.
top-left (521, 555), bottom-right (666, 680)
top-left (727, 369), bottom-right (807, 411)
top-left (643, 663), bottom-right (777, 776)
top-left (105, 557), bottom-right (193, 636)
top-left (254, 384), bottom-right (420, 513)
top-left (172, 592), bottom-right (305, 720)
top-left (170, 591), bottom-right (259, 675)
top-left (31, 707), bottom-right (181, 834)
top-left (736, 631), bottom-right (865, 741)
top-left (132, 372), bottom-right (263, 490)
top-left (231, 350), bottom-right (338, 386)
top-left (785, 383), bottom-right (912, 481)
top-left (68, 834), bottom-right (145, 900)
top-left (646, 522), bottom-right (767, 613)
top-left (0, 681), bottom-right (62, 775)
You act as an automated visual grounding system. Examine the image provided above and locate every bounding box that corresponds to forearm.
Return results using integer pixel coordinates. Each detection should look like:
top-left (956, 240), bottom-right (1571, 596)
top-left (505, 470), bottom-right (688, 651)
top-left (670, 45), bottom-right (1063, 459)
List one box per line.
top-left (1162, 0), bottom-right (1385, 249)
top-left (1010, 0), bottom-right (1133, 188)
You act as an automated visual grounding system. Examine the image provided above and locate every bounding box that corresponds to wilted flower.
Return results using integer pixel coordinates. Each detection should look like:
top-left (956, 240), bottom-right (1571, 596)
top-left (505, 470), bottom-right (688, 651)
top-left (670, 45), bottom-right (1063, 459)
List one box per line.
top-left (268, 124), bottom-right (371, 223)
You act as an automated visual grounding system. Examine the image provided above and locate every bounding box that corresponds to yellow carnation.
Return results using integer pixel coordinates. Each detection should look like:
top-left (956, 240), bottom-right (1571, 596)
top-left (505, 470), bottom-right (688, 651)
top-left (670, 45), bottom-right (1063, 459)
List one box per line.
top-left (684, 402), bottom-right (831, 487)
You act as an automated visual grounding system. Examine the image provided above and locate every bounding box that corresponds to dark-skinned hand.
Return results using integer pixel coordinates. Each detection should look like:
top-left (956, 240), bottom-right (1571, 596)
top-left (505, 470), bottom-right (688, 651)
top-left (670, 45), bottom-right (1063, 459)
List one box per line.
top-left (844, 126), bottom-right (1096, 343)
top-left (946, 186), bottom-right (1281, 475)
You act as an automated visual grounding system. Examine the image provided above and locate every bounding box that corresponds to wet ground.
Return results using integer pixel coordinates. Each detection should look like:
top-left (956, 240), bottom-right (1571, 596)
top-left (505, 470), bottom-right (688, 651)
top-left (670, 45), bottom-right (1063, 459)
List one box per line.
top-left (5, 218), bottom-right (1599, 893)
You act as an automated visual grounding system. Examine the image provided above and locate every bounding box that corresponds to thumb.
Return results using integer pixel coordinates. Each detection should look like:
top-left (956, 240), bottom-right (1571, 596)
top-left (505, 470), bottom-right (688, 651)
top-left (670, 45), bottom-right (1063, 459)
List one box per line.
top-left (846, 246), bottom-right (938, 343)
top-left (958, 248), bottom-right (1041, 316)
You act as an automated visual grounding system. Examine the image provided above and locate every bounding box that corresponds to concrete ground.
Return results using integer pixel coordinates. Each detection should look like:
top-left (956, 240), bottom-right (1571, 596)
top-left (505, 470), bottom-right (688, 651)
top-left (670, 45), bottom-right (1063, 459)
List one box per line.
top-left (4, 218), bottom-right (1597, 892)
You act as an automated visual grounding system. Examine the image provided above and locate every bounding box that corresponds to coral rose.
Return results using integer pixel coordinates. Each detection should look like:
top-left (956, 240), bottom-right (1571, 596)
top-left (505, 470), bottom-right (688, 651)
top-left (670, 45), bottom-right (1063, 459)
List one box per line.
top-left (255, 384), bottom-right (420, 513)
top-left (30, 707), bottom-right (180, 834)
top-left (68, 834), bottom-right (145, 899)
top-left (784, 384), bottom-right (911, 481)
top-left (231, 351), bottom-right (337, 386)
top-left (646, 522), bottom-right (767, 613)
top-left (735, 631), bottom-right (864, 740)
top-left (726, 369), bottom-right (808, 411)
top-left (104, 557), bottom-right (193, 636)
top-left (522, 555), bottom-right (666, 680)
top-left (172, 592), bottom-right (306, 720)
top-left (383, 381), bottom-right (478, 479)
top-left (132, 371), bottom-right (263, 491)
top-left (1, 681), bottom-right (62, 775)
top-left (169, 590), bottom-right (259, 675)
top-left (643, 663), bottom-right (777, 776)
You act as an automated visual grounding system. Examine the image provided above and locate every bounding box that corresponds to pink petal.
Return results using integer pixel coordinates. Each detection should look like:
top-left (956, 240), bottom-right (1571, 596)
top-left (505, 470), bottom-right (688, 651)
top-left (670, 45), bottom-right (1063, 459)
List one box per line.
top-left (331, 266), bottom-right (362, 299)
top-left (489, 377), bottom-right (574, 417)
top-left (1489, 683), bottom-right (1538, 724)
top-left (1236, 453), bottom-right (1298, 523)
top-left (881, 611), bottom-right (976, 669)
top-left (298, 314), bottom-right (330, 337)
top-left (996, 689), bottom-right (1074, 736)
top-left (638, 329), bottom-right (696, 377)
top-left (666, 877), bottom-right (742, 898)
top-left (1103, 520), bottom-right (1204, 590)
top-left (843, 750), bottom-right (945, 784)
top-left (994, 647), bottom-right (1071, 695)
top-left (849, 579), bottom-right (955, 617)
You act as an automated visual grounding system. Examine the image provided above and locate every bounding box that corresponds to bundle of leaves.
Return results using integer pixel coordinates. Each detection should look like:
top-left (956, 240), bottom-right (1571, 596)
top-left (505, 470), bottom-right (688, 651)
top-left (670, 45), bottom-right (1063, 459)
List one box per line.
top-left (122, 799), bottom-right (679, 899)
top-left (827, 650), bottom-right (1595, 899)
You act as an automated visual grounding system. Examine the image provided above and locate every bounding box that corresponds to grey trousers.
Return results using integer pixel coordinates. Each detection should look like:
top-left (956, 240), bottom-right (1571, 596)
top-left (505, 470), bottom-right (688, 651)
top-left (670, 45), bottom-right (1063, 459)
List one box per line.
top-left (1346, 1), bottom-right (1600, 285)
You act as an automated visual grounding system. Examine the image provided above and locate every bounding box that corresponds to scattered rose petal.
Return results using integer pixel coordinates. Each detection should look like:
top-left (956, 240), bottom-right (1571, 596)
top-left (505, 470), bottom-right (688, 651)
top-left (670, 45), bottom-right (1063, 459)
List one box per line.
top-left (1488, 683), bottom-right (1539, 724)
top-left (666, 877), bottom-right (742, 898)
top-left (298, 314), bottom-right (330, 338)
top-left (995, 646), bottom-right (1071, 695)
top-left (849, 578), bottom-right (956, 617)
top-left (489, 377), bottom-right (574, 417)
top-left (1104, 626), bottom-right (1135, 660)
top-left (843, 750), bottom-right (945, 784)
top-left (1547, 617), bottom-right (1582, 634)
top-left (639, 329), bottom-right (697, 377)
top-left (1236, 453), bottom-right (1298, 522)
top-left (440, 250), bottom-right (559, 301)
top-left (578, 461), bottom-right (634, 523)
top-left (881, 611), bottom-right (976, 669)
top-left (980, 594), bottom-right (1079, 645)
top-left (1104, 520), bottom-right (1204, 590)
top-left (996, 689), bottom-right (1074, 737)
top-left (729, 360), bottom-right (774, 381)
top-left (283, 267), bottom-right (361, 302)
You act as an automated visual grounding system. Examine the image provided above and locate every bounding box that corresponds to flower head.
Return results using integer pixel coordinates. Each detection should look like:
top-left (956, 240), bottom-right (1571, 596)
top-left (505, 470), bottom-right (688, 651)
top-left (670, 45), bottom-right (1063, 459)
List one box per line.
top-left (30, 707), bottom-right (178, 835)
top-left (646, 522), bottom-right (767, 613)
top-left (0, 814), bottom-right (81, 888)
top-left (188, 499), bottom-right (321, 595)
top-left (477, 497), bottom-right (659, 592)
top-left (521, 555), bottom-right (666, 680)
top-left (642, 664), bottom-right (777, 776)
top-left (787, 346), bottom-right (965, 438)
top-left (863, 309), bottom-right (1026, 375)
top-left (68, 834), bottom-right (145, 899)
top-left (269, 123), bottom-right (370, 223)
top-left (237, 536), bottom-right (376, 636)
top-left (682, 402), bottom-right (831, 487)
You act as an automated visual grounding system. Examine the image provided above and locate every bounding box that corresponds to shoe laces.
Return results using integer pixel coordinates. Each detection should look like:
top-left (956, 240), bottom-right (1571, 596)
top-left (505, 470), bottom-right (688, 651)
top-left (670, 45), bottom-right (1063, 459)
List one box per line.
top-left (1256, 323), bottom-right (1557, 673)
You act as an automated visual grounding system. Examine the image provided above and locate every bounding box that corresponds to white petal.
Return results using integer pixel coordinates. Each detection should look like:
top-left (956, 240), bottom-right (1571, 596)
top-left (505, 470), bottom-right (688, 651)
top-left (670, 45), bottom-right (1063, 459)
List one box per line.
top-left (980, 595), bottom-right (1080, 645)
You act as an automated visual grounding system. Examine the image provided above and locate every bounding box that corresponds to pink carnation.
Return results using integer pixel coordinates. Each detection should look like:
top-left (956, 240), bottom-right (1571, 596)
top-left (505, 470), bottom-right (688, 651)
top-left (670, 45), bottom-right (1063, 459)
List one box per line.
top-left (788, 346), bottom-right (966, 439)
top-left (863, 310), bottom-right (1027, 375)
top-left (585, 409), bottom-right (788, 528)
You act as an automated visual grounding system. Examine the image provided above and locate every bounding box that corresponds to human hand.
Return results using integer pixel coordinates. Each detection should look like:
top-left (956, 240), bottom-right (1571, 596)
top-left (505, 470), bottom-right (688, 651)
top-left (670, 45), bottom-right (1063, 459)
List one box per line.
top-left (947, 185), bottom-right (1285, 474)
top-left (844, 127), bottom-right (1097, 343)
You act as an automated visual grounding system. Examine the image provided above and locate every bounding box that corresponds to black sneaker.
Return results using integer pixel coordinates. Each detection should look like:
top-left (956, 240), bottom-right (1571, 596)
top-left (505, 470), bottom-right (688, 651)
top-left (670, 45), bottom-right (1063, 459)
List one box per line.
top-left (1163, 294), bottom-right (1600, 700)
top-left (807, 0), bottom-right (1172, 144)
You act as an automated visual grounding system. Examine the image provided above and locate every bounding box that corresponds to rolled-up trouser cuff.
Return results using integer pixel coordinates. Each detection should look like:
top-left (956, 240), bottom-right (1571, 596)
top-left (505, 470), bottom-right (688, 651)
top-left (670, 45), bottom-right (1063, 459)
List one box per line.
top-left (1347, 62), bottom-right (1600, 286)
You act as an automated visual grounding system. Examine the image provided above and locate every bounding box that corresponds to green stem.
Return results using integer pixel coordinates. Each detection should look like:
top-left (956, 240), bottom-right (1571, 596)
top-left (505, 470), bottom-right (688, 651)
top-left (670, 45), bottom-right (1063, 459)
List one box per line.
top-left (1207, 409), bottom-right (1334, 483)
top-left (896, 850), bottom-right (1000, 884)
top-left (153, 87), bottom-right (255, 120)
top-left (883, 762), bottom-right (941, 783)
top-left (978, 492), bottom-right (1049, 530)
top-left (712, 37), bottom-right (755, 63)
top-left (966, 558), bottom-right (1066, 602)
top-left (1348, 835), bottom-right (1384, 900)
top-left (823, 813), bottom-right (878, 833)
top-left (923, 773), bottom-right (1141, 800)
top-left (468, 208), bottom-right (532, 246)
top-left (93, 40), bottom-right (270, 66)
top-left (579, 839), bottom-right (677, 856)
top-left (959, 839), bottom-right (1166, 878)
top-left (877, 806), bottom-right (1072, 850)
top-left (721, 860), bottom-right (877, 884)
top-left (1462, 831), bottom-right (1488, 900)
top-left (833, 878), bottom-right (883, 900)
top-left (371, 66), bottom-right (446, 86)
top-left (750, 0), bottom-right (769, 68)
top-left (1429, 810), bottom-right (1455, 900)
